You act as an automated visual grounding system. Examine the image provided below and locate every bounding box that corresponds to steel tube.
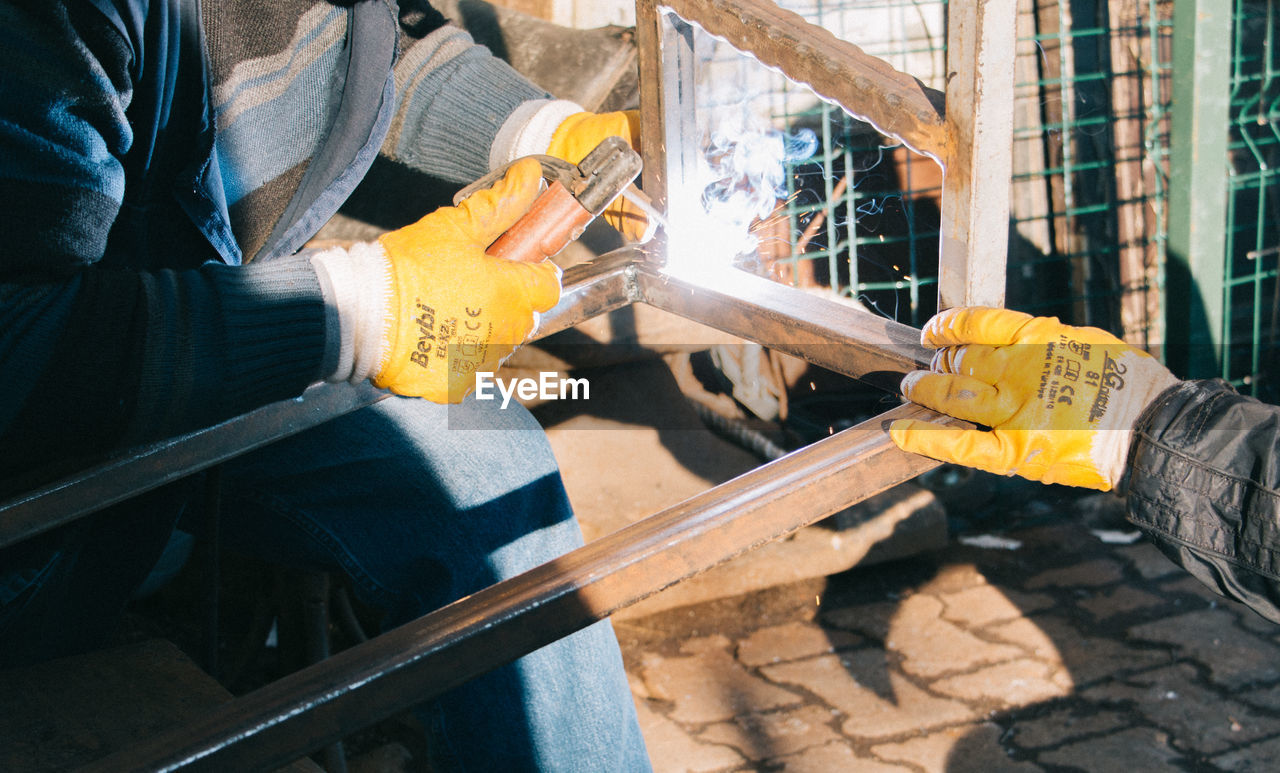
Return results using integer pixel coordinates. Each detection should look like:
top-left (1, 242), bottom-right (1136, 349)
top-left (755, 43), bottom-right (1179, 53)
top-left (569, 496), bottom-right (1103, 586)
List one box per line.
top-left (633, 261), bottom-right (931, 391)
top-left (537, 251), bottom-right (932, 391)
top-left (1166, 0), bottom-right (1231, 378)
top-left (0, 382), bottom-right (386, 550)
top-left (84, 403), bottom-right (946, 773)
top-left (938, 0), bottom-right (1015, 309)
top-left (531, 249), bottom-right (638, 339)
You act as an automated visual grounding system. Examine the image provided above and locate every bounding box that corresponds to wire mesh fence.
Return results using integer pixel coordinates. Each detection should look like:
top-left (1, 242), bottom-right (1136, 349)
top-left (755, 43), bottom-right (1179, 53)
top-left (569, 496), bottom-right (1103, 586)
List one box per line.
top-left (721, 0), bottom-right (1179, 342)
top-left (1223, 0), bottom-right (1280, 397)
top-left (672, 0), bottom-right (1276, 392)
top-left (762, 0), bottom-right (949, 327)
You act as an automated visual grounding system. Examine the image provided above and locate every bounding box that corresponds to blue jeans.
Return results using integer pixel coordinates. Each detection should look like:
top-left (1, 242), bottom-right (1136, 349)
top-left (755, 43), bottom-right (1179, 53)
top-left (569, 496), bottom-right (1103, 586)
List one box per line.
top-left (1, 394), bottom-right (651, 772)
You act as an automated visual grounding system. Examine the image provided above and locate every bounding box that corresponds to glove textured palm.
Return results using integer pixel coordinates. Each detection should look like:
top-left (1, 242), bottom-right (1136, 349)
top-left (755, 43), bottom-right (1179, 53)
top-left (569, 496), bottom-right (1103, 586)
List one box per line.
top-left (889, 307), bottom-right (1178, 491)
top-left (546, 110), bottom-right (652, 242)
top-left (370, 158), bottom-right (561, 402)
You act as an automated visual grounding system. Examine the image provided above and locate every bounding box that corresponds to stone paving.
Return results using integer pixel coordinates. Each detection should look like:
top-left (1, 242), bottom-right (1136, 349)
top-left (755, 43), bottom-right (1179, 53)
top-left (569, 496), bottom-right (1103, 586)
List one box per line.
top-left (612, 484), bottom-right (1280, 772)
top-left (537, 361), bottom-right (1280, 771)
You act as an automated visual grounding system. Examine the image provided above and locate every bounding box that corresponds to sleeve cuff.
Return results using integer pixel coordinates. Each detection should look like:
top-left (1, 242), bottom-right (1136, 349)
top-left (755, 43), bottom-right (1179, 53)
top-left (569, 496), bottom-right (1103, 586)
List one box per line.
top-left (310, 242), bottom-right (394, 384)
top-left (489, 99), bottom-right (584, 170)
top-left (384, 26), bottom-right (551, 183)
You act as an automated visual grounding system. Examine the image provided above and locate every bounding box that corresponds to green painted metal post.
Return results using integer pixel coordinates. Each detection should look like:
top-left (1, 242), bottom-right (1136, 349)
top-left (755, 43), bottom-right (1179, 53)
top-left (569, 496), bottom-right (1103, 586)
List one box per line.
top-left (1166, 0), bottom-right (1232, 378)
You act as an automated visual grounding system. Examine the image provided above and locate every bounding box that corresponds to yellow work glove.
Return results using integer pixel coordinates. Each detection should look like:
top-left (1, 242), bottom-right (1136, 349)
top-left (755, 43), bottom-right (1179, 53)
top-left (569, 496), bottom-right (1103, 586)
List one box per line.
top-left (312, 158), bottom-right (562, 403)
top-left (889, 307), bottom-right (1179, 491)
top-left (546, 110), bottom-right (653, 243)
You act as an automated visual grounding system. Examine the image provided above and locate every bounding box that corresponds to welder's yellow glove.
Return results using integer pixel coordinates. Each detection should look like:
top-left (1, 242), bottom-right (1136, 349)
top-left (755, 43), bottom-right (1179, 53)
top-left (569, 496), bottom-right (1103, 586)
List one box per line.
top-left (311, 158), bottom-right (562, 403)
top-left (889, 307), bottom-right (1179, 491)
top-left (374, 158), bottom-right (561, 401)
top-left (546, 110), bottom-right (653, 243)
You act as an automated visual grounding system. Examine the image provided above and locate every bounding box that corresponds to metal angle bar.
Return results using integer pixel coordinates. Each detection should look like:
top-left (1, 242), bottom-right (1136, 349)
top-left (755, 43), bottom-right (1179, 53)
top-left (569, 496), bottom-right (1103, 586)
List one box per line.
top-left (0, 382), bottom-right (386, 550)
top-left (655, 0), bottom-right (948, 161)
top-left (83, 403), bottom-right (946, 773)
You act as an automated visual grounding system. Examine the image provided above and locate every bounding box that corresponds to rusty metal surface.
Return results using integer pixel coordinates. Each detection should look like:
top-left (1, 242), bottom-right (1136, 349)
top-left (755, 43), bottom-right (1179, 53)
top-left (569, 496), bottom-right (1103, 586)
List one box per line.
top-left (635, 0), bottom-right (670, 213)
top-left (83, 403), bottom-right (947, 773)
top-left (653, 0), bottom-right (948, 162)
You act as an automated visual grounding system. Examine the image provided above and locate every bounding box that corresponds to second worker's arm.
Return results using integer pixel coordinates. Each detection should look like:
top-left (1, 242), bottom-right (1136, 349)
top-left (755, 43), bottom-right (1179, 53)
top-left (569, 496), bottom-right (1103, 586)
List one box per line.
top-left (891, 306), bottom-right (1280, 622)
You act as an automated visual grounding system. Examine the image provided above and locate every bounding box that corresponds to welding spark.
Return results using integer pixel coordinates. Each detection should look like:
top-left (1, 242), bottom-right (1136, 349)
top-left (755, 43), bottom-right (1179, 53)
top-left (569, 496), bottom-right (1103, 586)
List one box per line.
top-left (619, 188), bottom-right (669, 234)
top-left (747, 191), bottom-right (804, 236)
top-left (793, 173), bottom-right (849, 254)
top-left (857, 293), bottom-right (901, 321)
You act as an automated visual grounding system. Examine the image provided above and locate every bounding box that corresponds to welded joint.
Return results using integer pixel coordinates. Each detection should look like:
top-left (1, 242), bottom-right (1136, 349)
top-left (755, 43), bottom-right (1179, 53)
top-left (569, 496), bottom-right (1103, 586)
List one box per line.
top-left (622, 259), bottom-right (643, 304)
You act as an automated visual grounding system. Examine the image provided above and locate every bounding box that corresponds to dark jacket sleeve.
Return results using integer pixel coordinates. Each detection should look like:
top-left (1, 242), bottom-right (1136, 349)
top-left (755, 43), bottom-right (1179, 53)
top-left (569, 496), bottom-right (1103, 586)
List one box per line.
top-left (1125, 379), bottom-right (1280, 622)
top-left (0, 262), bottom-right (328, 480)
top-left (0, 3), bottom-right (327, 484)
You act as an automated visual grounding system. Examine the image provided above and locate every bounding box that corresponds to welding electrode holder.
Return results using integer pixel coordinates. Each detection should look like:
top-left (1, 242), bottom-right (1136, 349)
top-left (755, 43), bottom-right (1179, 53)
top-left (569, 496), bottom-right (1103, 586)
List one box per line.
top-left (453, 136), bottom-right (643, 264)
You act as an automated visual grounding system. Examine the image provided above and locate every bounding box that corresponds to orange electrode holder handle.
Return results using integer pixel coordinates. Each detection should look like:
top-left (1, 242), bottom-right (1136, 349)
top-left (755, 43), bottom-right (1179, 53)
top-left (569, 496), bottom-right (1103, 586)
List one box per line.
top-left (455, 136), bottom-right (642, 264)
top-left (484, 181), bottom-right (594, 263)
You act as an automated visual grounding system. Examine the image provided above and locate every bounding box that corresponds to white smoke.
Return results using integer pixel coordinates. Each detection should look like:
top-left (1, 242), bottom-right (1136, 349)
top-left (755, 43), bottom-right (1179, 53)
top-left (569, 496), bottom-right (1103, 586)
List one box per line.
top-left (663, 102), bottom-right (817, 277)
top-left (660, 15), bottom-right (818, 278)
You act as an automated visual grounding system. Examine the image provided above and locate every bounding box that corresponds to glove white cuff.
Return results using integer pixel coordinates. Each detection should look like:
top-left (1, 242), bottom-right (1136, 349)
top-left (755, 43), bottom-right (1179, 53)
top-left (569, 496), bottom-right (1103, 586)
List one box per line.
top-left (311, 242), bottom-right (394, 384)
top-left (1089, 353), bottom-right (1180, 485)
top-left (489, 98), bottom-right (583, 170)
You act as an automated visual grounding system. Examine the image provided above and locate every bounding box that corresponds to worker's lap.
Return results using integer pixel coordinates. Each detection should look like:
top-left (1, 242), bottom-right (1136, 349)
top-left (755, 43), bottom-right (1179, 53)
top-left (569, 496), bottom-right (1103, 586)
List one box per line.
top-left (218, 393), bottom-right (580, 625)
top-left (0, 482), bottom-right (189, 668)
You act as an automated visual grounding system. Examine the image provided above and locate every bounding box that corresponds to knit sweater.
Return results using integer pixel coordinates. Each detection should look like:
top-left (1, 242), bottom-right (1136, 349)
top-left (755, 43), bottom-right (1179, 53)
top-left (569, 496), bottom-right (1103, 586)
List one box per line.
top-left (0, 0), bottom-right (548, 483)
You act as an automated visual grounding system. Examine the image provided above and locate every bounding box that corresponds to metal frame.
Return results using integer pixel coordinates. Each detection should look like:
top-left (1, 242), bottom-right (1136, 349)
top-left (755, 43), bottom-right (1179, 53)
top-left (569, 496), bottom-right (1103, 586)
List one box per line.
top-left (635, 0), bottom-right (1014, 309)
top-left (5, 250), bottom-right (957, 772)
top-left (0, 252), bottom-right (931, 550)
top-left (44, 251), bottom-right (957, 772)
top-left (1, 1), bottom-right (1015, 769)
